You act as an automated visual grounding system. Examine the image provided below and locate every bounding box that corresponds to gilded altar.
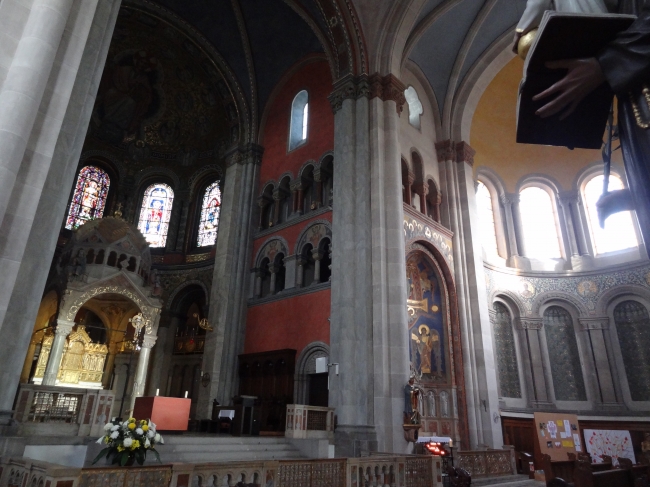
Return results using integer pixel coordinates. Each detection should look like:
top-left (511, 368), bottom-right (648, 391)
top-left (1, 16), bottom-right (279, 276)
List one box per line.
top-left (34, 326), bottom-right (108, 386)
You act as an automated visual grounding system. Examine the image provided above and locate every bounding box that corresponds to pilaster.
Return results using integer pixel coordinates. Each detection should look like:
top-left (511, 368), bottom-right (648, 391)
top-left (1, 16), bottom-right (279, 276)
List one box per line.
top-left (42, 319), bottom-right (75, 386)
top-left (579, 318), bottom-right (618, 406)
top-left (517, 318), bottom-right (552, 407)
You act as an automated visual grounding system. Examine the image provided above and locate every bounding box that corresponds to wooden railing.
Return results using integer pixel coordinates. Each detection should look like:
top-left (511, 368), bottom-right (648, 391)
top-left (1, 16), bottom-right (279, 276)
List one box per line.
top-left (1, 455), bottom-right (443, 487)
top-left (285, 404), bottom-right (335, 439)
top-left (455, 449), bottom-right (516, 478)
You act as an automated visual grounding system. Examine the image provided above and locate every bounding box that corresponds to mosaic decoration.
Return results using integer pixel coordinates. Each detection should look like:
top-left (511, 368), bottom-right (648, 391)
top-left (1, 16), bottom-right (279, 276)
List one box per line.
top-left (65, 166), bottom-right (110, 230)
top-left (492, 303), bottom-right (521, 398)
top-left (543, 306), bottom-right (587, 401)
top-left (197, 181), bottom-right (221, 247)
top-left (614, 300), bottom-right (650, 401)
top-left (484, 263), bottom-right (650, 315)
top-left (138, 183), bottom-right (174, 248)
top-left (403, 216), bottom-right (453, 269)
top-left (407, 251), bottom-right (446, 379)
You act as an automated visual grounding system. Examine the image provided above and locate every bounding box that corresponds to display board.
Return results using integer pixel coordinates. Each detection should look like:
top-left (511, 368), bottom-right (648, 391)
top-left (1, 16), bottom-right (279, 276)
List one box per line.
top-left (583, 429), bottom-right (635, 466)
top-left (534, 412), bottom-right (581, 461)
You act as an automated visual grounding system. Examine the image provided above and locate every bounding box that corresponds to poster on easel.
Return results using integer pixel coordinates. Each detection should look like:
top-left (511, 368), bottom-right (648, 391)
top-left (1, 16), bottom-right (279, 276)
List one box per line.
top-left (534, 412), bottom-right (580, 461)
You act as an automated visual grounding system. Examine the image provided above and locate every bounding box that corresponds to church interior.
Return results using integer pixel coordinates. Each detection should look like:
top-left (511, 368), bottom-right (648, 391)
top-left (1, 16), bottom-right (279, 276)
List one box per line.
top-left (0, 0), bottom-right (649, 485)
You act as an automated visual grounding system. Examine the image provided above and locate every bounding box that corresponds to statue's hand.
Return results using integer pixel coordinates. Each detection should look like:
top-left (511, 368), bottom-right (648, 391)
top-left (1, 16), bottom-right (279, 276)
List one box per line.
top-left (533, 58), bottom-right (605, 120)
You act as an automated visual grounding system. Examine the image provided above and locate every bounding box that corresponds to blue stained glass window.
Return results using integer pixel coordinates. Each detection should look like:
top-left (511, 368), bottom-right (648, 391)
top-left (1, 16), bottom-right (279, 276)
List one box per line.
top-left (138, 183), bottom-right (174, 248)
top-left (197, 181), bottom-right (221, 247)
top-left (66, 166), bottom-right (110, 230)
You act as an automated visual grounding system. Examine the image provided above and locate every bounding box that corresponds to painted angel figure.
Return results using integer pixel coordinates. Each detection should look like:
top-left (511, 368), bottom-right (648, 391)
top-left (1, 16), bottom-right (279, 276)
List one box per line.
top-left (514, 0), bottom-right (619, 57)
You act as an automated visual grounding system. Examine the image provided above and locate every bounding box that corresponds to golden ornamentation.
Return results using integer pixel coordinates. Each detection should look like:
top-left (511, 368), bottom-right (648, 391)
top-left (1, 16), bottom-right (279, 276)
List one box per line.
top-left (193, 313), bottom-right (213, 332)
top-left (129, 312), bottom-right (152, 335)
top-left (431, 305), bottom-right (439, 313)
top-left (186, 252), bottom-right (211, 263)
top-left (65, 285), bottom-right (158, 326)
top-left (407, 299), bottom-right (428, 317)
top-left (631, 86), bottom-right (650, 129)
top-left (517, 28), bottom-right (537, 60)
top-left (577, 280), bottom-right (598, 298)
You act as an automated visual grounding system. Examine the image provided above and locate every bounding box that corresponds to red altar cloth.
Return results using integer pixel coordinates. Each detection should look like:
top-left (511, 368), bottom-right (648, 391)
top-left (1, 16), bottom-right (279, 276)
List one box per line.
top-left (133, 397), bottom-right (191, 431)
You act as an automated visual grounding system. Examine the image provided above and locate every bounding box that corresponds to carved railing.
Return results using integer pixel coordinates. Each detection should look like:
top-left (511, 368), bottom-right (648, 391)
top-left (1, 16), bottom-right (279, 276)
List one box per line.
top-left (1, 456), bottom-right (442, 487)
top-left (12, 384), bottom-right (114, 437)
top-left (285, 405), bottom-right (335, 439)
top-left (455, 449), bottom-right (516, 478)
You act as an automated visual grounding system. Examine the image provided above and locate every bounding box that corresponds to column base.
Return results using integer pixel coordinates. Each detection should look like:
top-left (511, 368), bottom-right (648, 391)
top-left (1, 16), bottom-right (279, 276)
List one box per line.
top-left (334, 424), bottom-right (377, 458)
top-left (571, 255), bottom-right (595, 271)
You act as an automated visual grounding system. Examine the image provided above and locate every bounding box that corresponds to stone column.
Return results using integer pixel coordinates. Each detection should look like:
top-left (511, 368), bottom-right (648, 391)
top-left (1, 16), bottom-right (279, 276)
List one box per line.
top-left (435, 140), bottom-right (502, 448)
top-left (314, 168), bottom-right (323, 209)
top-left (417, 183), bottom-right (428, 216)
top-left (312, 249), bottom-right (322, 284)
top-left (174, 190), bottom-right (191, 252)
top-left (580, 318), bottom-right (618, 405)
top-left (42, 319), bottom-right (75, 386)
top-left (198, 144), bottom-right (262, 418)
top-left (519, 319), bottom-right (552, 406)
top-left (269, 263), bottom-right (278, 295)
top-left (130, 334), bottom-right (156, 412)
top-left (498, 193), bottom-right (530, 270)
top-left (102, 345), bottom-right (117, 389)
top-left (254, 269), bottom-right (263, 298)
top-left (0, 0), bottom-right (121, 426)
top-left (147, 311), bottom-right (176, 396)
top-left (272, 189), bottom-right (282, 225)
top-left (403, 172), bottom-right (414, 206)
top-left (283, 255), bottom-right (297, 289)
top-left (258, 198), bottom-right (268, 230)
top-left (295, 257), bottom-right (306, 288)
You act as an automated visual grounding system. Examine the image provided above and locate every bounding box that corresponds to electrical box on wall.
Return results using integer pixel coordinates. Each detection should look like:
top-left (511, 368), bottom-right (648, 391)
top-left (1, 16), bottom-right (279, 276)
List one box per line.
top-left (315, 356), bottom-right (328, 374)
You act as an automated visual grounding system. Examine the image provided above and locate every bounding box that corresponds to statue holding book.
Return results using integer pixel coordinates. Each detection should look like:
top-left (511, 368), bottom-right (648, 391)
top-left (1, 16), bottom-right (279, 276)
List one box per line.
top-left (516, 0), bottom-right (650, 248)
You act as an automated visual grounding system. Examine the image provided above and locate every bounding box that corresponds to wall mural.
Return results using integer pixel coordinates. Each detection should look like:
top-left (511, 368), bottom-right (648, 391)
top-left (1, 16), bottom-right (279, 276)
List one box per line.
top-left (86, 7), bottom-right (234, 167)
top-left (407, 252), bottom-right (446, 379)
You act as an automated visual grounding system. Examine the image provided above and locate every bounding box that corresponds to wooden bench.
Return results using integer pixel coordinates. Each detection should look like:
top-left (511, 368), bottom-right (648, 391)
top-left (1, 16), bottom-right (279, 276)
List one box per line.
top-left (546, 456), bottom-right (649, 487)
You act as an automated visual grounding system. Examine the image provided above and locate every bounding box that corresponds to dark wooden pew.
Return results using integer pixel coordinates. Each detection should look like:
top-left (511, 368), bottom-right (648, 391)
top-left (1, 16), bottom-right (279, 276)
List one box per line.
top-left (546, 455), bottom-right (650, 487)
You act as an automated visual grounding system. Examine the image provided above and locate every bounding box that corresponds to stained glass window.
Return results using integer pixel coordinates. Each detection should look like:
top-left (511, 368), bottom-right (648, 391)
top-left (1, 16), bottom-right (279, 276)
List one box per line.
top-left (583, 174), bottom-right (637, 254)
top-left (197, 181), bottom-right (221, 247)
top-left (138, 183), bottom-right (174, 248)
top-left (65, 166), bottom-right (110, 229)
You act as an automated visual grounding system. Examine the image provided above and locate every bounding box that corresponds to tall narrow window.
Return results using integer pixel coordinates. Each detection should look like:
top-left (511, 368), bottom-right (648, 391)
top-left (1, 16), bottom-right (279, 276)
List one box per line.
top-left (520, 187), bottom-right (561, 259)
top-left (289, 90), bottom-right (308, 150)
top-left (614, 300), bottom-right (650, 401)
top-left (66, 166), bottom-right (110, 229)
top-left (543, 306), bottom-right (586, 401)
top-left (493, 302), bottom-right (521, 398)
top-left (404, 86), bottom-right (423, 129)
top-left (476, 181), bottom-right (499, 257)
top-left (138, 183), bottom-right (174, 248)
top-left (197, 181), bottom-right (221, 247)
top-left (583, 174), bottom-right (637, 254)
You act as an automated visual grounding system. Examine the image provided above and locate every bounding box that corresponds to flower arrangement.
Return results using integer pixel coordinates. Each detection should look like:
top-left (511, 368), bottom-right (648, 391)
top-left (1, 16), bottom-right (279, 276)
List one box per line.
top-left (93, 417), bottom-right (164, 466)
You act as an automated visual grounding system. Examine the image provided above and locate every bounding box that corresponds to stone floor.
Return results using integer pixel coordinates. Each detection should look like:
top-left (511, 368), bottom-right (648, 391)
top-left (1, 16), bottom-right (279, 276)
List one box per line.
top-left (471, 474), bottom-right (544, 486)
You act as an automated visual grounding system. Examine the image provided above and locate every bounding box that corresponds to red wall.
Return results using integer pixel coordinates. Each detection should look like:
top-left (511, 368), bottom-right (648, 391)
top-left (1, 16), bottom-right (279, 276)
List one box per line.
top-left (252, 212), bottom-right (332, 257)
top-left (259, 59), bottom-right (334, 184)
top-left (245, 289), bottom-right (331, 354)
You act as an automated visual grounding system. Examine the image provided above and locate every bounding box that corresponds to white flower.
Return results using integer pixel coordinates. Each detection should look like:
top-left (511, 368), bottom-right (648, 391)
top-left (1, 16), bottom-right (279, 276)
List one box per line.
top-left (135, 428), bottom-right (143, 435)
top-left (123, 438), bottom-right (133, 448)
top-left (154, 433), bottom-right (163, 444)
top-left (147, 430), bottom-right (155, 439)
top-left (144, 439), bottom-right (151, 448)
top-left (111, 425), bottom-right (120, 431)
top-left (149, 421), bottom-right (156, 430)
top-left (96, 436), bottom-right (105, 444)
top-left (103, 423), bottom-right (113, 432)
top-left (110, 431), bottom-right (119, 439)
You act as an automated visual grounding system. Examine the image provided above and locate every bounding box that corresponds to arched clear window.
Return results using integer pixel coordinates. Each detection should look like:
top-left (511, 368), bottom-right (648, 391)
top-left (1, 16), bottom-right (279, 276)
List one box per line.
top-left (404, 86), bottom-right (423, 129)
top-left (138, 183), bottom-right (174, 248)
top-left (289, 90), bottom-right (308, 150)
top-left (476, 181), bottom-right (499, 257)
top-left (493, 302), bottom-right (521, 398)
top-left (613, 300), bottom-right (650, 401)
top-left (519, 186), bottom-right (561, 259)
top-left (543, 306), bottom-right (586, 401)
top-left (65, 166), bottom-right (110, 229)
top-left (197, 181), bottom-right (221, 247)
top-left (583, 174), bottom-right (637, 254)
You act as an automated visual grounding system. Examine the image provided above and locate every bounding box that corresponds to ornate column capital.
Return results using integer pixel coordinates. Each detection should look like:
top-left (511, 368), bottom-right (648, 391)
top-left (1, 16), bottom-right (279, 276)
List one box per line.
top-left (312, 249), bottom-right (323, 261)
top-left (141, 334), bottom-right (157, 349)
top-left (455, 141), bottom-right (475, 166)
top-left (558, 190), bottom-right (581, 207)
top-left (55, 319), bottom-right (75, 336)
top-left (579, 318), bottom-right (610, 331)
top-left (435, 140), bottom-right (455, 163)
top-left (225, 143), bottom-right (264, 167)
top-left (517, 318), bottom-right (543, 330)
top-left (368, 73), bottom-right (406, 114)
top-left (290, 180), bottom-right (304, 192)
top-left (328, 73), bottom-right (406, 114)
top-left (499, 192), bottom-right (519, 207)
top-left (328, 74), bottom-right (370, 112)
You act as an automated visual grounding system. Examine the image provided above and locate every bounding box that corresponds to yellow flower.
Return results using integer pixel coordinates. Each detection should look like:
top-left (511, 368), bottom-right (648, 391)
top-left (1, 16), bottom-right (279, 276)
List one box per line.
top-left (142, 424), bottom-right (148, 431)
top-left (130, 440), bottom-right (140, 450)
top-left (104, 436), bottom-right (109, 444)
top-left (129, 418), bottom-right (136, 423)
top-left (117, 445), bottom-right (125, 452)
top-left (128, 423), bottom-right (136, 430)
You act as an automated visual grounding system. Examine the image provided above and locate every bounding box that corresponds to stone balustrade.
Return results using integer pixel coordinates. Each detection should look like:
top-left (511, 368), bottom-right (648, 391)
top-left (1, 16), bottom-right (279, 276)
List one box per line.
top-left (455, 448), bottom-right (516, 478)
top-left (12, 383), bottom-right (114, 437)
top-left (0, 455), bottom-right (442, 487)
top-left (285, 404), bottom-right (335, 439)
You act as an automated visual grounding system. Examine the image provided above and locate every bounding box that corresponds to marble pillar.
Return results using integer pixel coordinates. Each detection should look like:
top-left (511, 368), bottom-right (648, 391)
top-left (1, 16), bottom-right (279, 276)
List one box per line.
top-left (560, 191), bottom-right (594, 270)
top-left (198, 145), bottom-right (261, 417)
top-left (520, 319), bottom-right (551, 406)
top-left (130, 334), bottom-right (156, 412)
top-left (42, 319), bottom-right (75, 385)
top-left (0, 0), bottom-right (121, 425)
top-left (312, 249), bottom-right (322, 284)
top-left (499, 193), bottom-right (530, 270)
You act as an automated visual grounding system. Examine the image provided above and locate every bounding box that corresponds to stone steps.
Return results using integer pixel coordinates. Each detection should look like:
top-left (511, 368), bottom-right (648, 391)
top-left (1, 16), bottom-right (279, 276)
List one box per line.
top-left (155, 435), bottom-right (306, 463)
